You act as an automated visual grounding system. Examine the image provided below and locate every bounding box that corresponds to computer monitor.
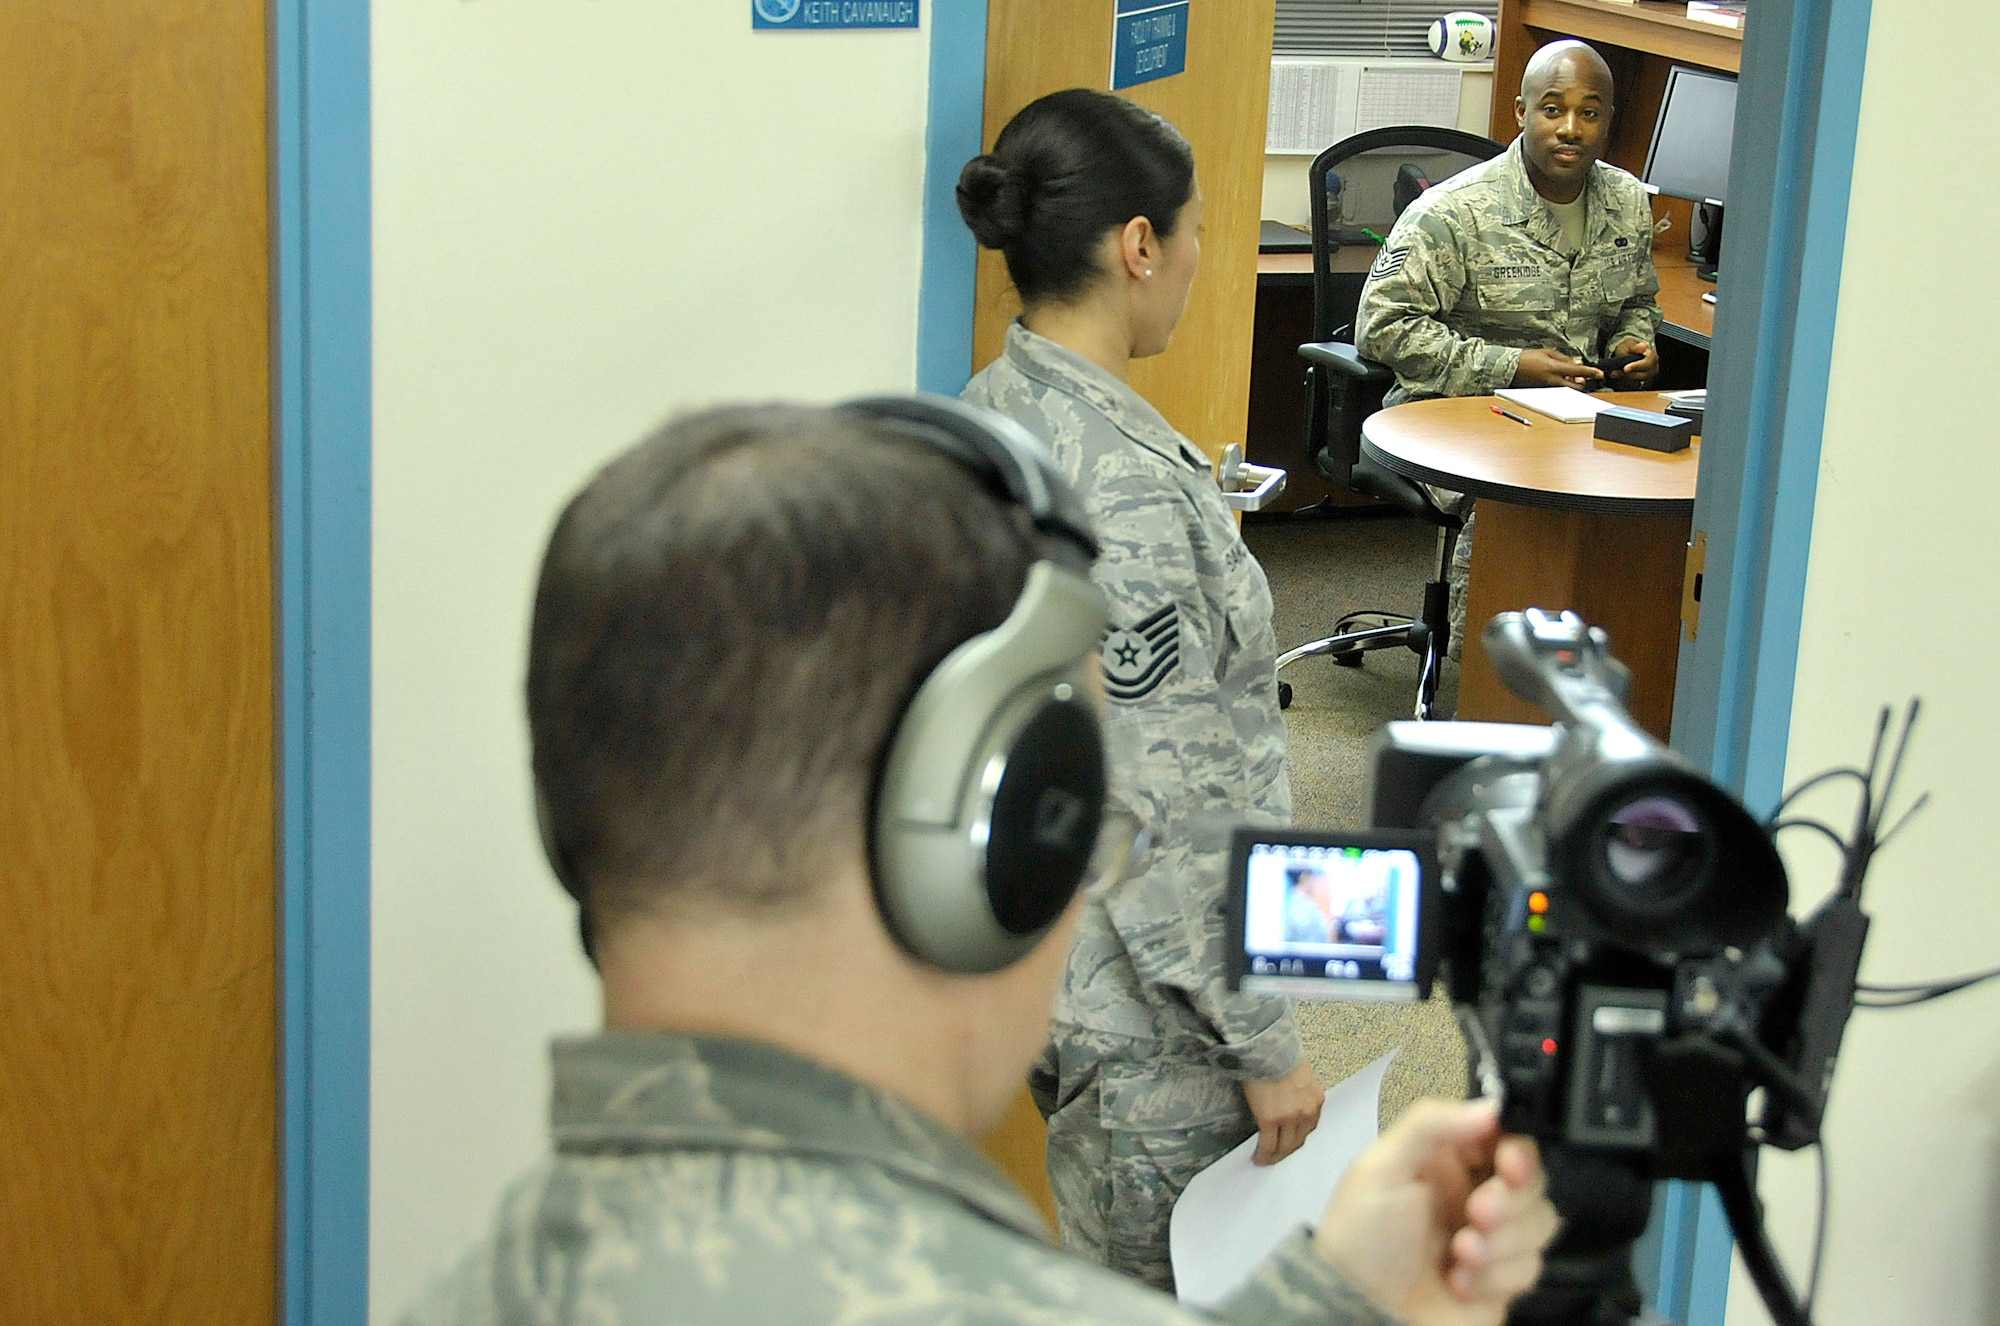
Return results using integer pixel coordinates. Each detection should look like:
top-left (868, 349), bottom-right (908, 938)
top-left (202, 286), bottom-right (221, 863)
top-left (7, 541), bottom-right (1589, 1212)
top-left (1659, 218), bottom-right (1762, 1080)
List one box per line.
top-left (1643, 66), bottom-right (1737, 279)
top-left (1643, 66), bottom-right (1737, 205)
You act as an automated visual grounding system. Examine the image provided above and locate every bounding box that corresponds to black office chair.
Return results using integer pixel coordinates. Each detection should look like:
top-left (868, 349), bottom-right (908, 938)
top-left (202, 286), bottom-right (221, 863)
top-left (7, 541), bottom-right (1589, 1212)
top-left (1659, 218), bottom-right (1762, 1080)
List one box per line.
top-left (1277, 127), bottom-right (1505, 722)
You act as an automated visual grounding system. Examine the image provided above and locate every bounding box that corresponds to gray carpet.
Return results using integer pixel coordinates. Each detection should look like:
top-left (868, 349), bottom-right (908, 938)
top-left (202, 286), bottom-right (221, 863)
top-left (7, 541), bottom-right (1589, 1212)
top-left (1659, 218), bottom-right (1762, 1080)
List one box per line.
top-left (1243, 514), bottom-right (1469, 1125)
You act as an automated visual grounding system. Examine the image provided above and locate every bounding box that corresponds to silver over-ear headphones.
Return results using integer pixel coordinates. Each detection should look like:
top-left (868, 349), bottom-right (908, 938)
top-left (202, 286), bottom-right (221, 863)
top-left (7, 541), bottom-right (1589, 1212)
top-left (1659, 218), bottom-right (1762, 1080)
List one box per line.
top-left (844, 395), bottom-right (1110, 974)
top-left (536, 395), bottom-right (1111, 975)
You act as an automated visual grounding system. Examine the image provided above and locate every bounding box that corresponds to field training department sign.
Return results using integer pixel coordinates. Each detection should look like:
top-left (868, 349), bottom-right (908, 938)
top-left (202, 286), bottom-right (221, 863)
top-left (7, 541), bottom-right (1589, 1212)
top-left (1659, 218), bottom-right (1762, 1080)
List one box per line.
top-left (1113, 0), bottom-right (1189, 89)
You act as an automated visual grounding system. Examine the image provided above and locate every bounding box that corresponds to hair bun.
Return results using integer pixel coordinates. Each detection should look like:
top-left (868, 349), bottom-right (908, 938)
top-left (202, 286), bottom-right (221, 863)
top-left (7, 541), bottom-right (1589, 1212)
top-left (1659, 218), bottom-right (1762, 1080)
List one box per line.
top-left (956, 154), bottom-right (1027, 250)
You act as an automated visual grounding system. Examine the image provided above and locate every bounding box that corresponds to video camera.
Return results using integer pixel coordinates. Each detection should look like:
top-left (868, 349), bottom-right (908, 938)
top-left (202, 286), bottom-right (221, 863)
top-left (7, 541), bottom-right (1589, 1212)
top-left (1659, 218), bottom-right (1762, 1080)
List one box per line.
top-left (1227, 609), bottom-right (1903, 1326)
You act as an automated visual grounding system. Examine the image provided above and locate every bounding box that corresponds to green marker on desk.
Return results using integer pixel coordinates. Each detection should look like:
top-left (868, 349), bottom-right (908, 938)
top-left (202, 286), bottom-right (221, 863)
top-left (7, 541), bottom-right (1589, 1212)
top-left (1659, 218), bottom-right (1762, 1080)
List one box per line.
top-left (1361, 228), bottom-right (1387, 245)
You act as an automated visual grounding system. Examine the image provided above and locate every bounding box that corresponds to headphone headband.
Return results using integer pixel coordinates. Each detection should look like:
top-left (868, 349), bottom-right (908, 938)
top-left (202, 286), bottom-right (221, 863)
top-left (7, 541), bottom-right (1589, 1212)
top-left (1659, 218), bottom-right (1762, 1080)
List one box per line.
top-left (842, 395), bottom-right (1100, 568)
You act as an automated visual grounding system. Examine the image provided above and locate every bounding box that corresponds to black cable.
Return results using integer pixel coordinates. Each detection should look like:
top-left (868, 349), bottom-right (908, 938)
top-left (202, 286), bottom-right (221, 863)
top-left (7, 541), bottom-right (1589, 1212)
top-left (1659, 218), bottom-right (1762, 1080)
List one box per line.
top-left (1855, 972), bottom-right (2000, 1008)
top-left (1716, 1027), bottom-right (1823, 1131)
top-left (1712, 1154), bottom-right (1812, 1326)
top-left (1857, 962), bottom-right (2000, 995)
top-left (1768, 817), bottom-right (1854, 859)
top-left (1804, 1141), bottom-right (1830, 1317)
top-left (1839, 699), bottom-right (1923, 904)
top-left (1871, 699), bottom-right (1921, 837)
top-left (1874, 790), bottom-right (1931, 851)
top-left (1769, 767), bottom-right (1869, 820)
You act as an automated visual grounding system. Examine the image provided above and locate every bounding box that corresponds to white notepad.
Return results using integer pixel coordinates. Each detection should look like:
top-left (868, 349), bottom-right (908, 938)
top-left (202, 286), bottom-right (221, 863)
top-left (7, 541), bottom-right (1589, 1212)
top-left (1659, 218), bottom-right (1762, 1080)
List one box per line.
top-left (1494, 386), bottom-right (1609, 424)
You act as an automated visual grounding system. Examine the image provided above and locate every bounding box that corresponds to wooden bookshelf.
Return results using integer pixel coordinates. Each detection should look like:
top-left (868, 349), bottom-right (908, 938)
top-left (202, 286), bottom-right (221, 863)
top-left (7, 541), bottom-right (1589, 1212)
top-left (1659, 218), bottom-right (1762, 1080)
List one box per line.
top-left (1515, 0), bottom-right (1743, 74)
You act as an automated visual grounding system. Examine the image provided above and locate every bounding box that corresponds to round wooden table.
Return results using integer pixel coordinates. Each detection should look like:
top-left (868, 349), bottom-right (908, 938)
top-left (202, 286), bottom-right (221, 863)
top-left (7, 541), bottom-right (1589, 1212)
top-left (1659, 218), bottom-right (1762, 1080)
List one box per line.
top-left (1361, 392), bottom-right (1701, 737)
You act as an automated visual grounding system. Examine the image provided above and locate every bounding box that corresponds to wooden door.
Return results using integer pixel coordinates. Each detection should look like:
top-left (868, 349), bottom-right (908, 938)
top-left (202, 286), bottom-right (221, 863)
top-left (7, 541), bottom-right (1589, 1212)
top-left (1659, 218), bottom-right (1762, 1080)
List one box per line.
top-left (974, 1), bottom-right (1280, 464)
top-left (0, 4), bottom-right (277, 1320)
top-left (972, 1), bottom-right (1277, 1226)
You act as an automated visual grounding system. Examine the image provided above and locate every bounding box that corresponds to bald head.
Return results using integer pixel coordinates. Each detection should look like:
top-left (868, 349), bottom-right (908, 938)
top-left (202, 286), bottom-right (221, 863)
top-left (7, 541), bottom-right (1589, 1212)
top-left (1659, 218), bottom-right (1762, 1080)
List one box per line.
top-left (1522, 40), bottom-right (1614, 103)
top-left (1514, 41), bottom-right (1616, 203)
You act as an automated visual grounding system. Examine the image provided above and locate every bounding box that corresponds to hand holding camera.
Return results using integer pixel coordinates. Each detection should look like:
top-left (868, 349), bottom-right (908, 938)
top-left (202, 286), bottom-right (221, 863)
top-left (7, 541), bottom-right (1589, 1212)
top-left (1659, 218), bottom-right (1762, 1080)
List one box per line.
top-left (1227, 609), bottom-right (1951, 1326)
top-left (1314, 1099), bottom-right (1556, 1326)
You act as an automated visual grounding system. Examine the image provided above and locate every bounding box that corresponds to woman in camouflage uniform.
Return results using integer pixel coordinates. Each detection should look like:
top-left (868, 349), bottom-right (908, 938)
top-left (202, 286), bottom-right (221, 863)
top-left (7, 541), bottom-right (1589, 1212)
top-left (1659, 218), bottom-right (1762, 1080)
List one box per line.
top-left (956, 88), bottom-right (1327, 1294)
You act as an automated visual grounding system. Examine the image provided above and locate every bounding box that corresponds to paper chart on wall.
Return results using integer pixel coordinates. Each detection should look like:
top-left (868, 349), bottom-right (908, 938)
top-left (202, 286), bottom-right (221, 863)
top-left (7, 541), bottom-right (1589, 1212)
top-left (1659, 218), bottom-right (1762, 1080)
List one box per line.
top-left (1355, 66), bottom-right (1463, 135)
top-left (1267, 63), bottom-right (1465, 154)
top-left (1168, 1049), bottom-right (1398, 1309)
top-left (1267, 60), bottom-right (1359, 154)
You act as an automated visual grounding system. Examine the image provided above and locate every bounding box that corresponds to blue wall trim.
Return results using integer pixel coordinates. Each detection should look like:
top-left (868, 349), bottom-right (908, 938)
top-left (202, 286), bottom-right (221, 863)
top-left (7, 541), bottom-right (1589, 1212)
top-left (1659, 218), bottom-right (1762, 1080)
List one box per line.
top-left (1673, 0), bottom-right (1874, 809)
top-left (275, 1), bottom-right (373, 1323)
top-left (1665, 0), bottom-right (1874, 1320)
top-left (917, 1), bottom-right (990, 393)
top-left (1735, 0), bottom-right (1873, 809)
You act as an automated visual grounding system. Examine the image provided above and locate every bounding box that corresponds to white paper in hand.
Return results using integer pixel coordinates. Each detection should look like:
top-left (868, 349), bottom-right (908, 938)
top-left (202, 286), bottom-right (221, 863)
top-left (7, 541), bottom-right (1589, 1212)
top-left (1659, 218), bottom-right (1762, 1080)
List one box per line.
top-left (1169, 1050), bottom-right (1398, 1308)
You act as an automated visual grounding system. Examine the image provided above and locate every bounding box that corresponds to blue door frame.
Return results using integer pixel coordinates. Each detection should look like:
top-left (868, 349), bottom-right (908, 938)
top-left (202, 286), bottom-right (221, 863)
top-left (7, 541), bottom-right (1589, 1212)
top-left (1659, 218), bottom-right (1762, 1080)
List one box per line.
top-left (274, 1), bottom-right (372, 1322)
top-left (1664, 0), bottom-right (1873, 1317)
top-left (276, 1), bottom-right (1873, 1320)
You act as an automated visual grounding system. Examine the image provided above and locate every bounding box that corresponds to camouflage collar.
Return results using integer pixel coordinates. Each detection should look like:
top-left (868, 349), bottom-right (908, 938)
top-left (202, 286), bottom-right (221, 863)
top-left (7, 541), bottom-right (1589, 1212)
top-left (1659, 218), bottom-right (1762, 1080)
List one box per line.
top-left (1497, 138), bottom-right (1620, 254)
top-left (548, 1032), bottom-right (1052, 1242)
top-left (1001, 321), bottom-right (1210, 474)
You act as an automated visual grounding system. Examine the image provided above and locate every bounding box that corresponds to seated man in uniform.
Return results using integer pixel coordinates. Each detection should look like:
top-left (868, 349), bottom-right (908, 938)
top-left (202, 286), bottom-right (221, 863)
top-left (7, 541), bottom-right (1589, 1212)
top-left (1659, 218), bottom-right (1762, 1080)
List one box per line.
top-left (1355, 39), bottom-right (1664, 658)
top-left (398, 401), bottom-right (1557, 1326)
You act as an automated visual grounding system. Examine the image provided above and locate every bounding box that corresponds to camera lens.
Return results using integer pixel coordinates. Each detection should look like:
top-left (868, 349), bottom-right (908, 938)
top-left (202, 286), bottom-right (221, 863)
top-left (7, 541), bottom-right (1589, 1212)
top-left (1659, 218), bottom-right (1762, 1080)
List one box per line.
top-left (1597, 795), bottom-right (1708, 906)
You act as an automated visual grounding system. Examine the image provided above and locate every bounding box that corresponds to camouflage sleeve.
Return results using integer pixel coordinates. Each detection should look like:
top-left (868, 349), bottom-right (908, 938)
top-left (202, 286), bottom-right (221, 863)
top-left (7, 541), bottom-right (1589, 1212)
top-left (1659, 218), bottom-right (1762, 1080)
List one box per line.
top-left (1101, 838), bottom-right (1303, 1080)
top-left (1614, 233), bottom-right (1663, 349)
top-left (1355, 204), bottom-right (1523, 399)
top-left (1090, 475), bottom-right (1303, 1082)
top-left (1207, 1230), bottom-right (1400, 1326)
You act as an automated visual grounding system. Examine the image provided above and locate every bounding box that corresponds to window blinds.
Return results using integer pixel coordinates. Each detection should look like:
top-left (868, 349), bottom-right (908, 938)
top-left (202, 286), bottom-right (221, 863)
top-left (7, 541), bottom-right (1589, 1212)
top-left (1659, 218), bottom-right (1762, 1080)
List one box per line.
top-left (1274, 0), bottom-right (1502, 59)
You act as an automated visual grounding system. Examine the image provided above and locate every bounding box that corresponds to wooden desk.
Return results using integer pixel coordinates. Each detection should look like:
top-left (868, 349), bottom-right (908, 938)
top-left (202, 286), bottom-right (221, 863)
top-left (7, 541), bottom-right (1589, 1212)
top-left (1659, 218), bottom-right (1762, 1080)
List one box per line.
top-left (1653, 251), bottom-right (1716, 350)
top-left (1247, 245), bottom-right (1712, 505)
top-left (1361, 391), bottom-right (1698, 737)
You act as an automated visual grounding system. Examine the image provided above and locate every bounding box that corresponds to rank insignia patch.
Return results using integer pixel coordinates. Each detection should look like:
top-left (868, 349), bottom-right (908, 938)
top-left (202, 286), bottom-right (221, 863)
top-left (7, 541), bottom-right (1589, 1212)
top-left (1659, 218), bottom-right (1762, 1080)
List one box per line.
top-left (1102, 603), bottom-right (1181, 702)
top-left (1369, 247), bottom-right (1409, 280)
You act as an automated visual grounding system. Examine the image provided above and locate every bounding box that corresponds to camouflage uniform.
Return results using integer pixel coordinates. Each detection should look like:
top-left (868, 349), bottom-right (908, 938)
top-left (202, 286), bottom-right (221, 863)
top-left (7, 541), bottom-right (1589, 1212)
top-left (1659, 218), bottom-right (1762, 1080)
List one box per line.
top-left (964, 324), bottom-right (1304, 1292)
top-left (398, 1033), bottom-right (1399, 1326)
top-left (1354, 139), bottom-right (1663, 657)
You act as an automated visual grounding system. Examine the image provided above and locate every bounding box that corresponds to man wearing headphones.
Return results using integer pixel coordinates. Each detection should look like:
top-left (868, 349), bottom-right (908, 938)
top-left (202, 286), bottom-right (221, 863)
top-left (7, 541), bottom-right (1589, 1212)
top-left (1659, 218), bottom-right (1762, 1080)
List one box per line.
top-left (399, 399), bottom-right (1557, 1326)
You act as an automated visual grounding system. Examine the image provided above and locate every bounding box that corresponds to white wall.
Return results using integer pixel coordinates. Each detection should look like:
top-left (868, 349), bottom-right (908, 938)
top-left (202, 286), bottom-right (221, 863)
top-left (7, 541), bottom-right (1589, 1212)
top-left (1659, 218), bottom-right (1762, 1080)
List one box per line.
top-left (1260, 70), bottom-right (1494, 225)
top-left (369, 6), bottom-right (931, 1318)
top-left (1727, 3), bottom-right (2000, 1322)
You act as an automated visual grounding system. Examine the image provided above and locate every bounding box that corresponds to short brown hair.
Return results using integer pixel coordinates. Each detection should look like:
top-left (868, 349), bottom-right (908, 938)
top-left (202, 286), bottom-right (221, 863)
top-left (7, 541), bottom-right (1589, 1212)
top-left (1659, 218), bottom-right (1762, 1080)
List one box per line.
top-left (526, 404), bottom-right (1042, 929)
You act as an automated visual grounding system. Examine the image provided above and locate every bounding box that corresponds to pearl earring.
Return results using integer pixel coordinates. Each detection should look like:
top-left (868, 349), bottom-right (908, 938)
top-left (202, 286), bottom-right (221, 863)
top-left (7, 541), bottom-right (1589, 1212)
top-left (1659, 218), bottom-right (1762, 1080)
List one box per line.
top-left (1144, 269), bottom-right (1154, 277)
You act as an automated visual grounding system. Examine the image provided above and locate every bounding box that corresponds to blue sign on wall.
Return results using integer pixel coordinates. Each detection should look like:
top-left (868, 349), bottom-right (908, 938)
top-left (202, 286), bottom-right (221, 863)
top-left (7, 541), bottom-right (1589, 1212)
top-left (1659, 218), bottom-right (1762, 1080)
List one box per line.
top-left (753, 0), bottom-right (919, 29)
top-left (1112, 0), bottom-right (1189, 90)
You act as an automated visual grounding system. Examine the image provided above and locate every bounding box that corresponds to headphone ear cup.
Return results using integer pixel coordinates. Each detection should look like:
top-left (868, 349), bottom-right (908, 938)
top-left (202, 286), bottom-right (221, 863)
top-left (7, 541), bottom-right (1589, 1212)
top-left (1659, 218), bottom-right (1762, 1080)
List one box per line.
top-left (978, 697), bottom-right (1106, 936)
top-left (873, 679), bottom-right (1105, 974)
top-left (872, 560), bottom-right (1109, 974)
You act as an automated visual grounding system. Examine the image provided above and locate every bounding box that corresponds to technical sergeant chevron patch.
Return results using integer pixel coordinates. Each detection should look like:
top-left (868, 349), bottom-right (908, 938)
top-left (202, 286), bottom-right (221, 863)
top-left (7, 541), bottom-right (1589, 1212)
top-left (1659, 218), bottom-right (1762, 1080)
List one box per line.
top-left (1101, 603), bottom-right (1180, 703)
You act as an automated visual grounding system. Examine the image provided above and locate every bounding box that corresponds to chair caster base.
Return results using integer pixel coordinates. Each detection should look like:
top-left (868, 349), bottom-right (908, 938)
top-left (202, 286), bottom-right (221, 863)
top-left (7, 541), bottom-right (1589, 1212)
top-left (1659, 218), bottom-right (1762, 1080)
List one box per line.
top-left (1331, 650), bottom-right (1364, 668)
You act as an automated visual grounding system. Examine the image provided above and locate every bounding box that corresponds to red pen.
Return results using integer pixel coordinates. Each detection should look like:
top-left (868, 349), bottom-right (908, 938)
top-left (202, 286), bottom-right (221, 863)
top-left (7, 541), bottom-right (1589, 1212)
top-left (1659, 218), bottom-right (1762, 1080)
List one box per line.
top-left (1491, 405), bottom-right (1533, 426)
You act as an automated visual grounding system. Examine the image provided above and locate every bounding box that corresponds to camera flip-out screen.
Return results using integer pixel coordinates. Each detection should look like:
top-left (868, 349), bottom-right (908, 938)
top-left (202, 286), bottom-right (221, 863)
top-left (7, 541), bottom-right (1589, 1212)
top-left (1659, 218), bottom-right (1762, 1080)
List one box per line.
top-left (1226, 829), bottom-right (1433, 1001)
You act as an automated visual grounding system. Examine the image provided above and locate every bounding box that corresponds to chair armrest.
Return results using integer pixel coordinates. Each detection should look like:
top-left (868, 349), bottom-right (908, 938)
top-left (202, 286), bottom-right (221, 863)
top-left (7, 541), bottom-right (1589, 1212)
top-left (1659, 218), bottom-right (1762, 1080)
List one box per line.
top-left (1298, 341), bottom-right (1393, 387)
